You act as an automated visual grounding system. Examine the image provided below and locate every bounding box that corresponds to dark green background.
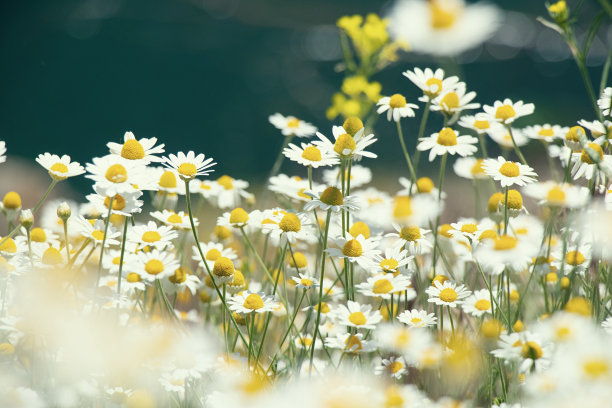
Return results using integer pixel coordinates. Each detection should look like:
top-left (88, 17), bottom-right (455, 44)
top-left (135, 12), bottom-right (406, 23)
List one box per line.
top-left (0, 0), bottom-right (609, 191)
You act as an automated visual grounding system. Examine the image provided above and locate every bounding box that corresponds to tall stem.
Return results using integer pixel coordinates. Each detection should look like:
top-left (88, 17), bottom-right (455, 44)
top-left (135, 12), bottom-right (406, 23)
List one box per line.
top-left (507, 126), bottom-right (527, 165)
top-left (116, 216), bottom-right (130, 295)
top-left (396, 121), bottom-right (419, 194)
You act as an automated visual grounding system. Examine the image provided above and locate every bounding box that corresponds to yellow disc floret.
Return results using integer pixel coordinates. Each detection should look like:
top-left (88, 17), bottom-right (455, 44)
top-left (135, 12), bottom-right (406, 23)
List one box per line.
top-left (348, 311), bottom-right (367, 326)
top-left (373, 279), bottom-right (393, 294)
top-left (389, 94), bottom-right (407, 108)
top-left (279, 213), bottom-right (301, 232)
top-left (121, 139), bottom-right (146, 160)
top-left (320, 187), bottom-right (344, 206)
top-left (342, 239), bottom-right (363, 257)
top-left (2, 192), bottom-right (21, 209)
top-left (144, 259), bottom-right (164, 276)
top-left (30, 228), bottom-right (47, 243)
top-left (229, 207), bottom-right (249, 224)
top-left (436, 127), bottom-right (458, 146)
top-left (495, 105), bottom-right (516, 122)
top-left (105, 164), bottom-right (128, 183)
top-left (494, 235), bottom-right (518, 250)
top-left (400, 226), bottom-right (421, 242)
top-left (439, 288), bottom-right (458, 303)
top-left (177, 162), bottom-right (197, 178)
top-left (301, 146), bottom-right (322, 162)
top-left (159, 171), bottom-right (177, 189)
top-left (213, 257), bottom-right (235, 278)
top-left (333, 133), bottom-right (357, 156)
top-left (349, 221), bottom-right (370, 239)
top-left (243, 293), bottom-right (264, 310)
top-left (343, 116), bottom-right (364, 136)
top-left (499, 162), bottom-right (520, 177)
top-left (417, 177), bottom-right (435, 193)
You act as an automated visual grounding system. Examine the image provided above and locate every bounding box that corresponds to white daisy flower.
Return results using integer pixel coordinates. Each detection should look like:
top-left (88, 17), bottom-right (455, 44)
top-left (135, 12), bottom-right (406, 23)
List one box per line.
top-left (453, 157), bottom-right (488, 180)
top-left (375, 324), bottom-right (437, 366)
top-left (523, 124), bottom-right (568, 143)
top-left (129, 249), bottom-right (179, 282)
top-left (268, 113), bottom-right (317, 137)
top-left (86, 187), bottom-right (143, 217)
top-left (598, 86), bottom-right (612, 116)
top-left (397, 309), bottom-right (437, 328)
top-left (227, 291), bottom-right (278, 314)
top-left (388, 224), bottom-right (433, 255)
top-left (431, 85), bottom-right (480, 116)
top-left (192, 178), bottom-right (221, 201)
top-left (35, 153), bottom-right (85, 181)
top-left (487, 126), bottom-right (529, 149)
top-left (151, 210), bottom-right (197, 230)
top-left (332, 300), bottom-right (382, 330)
top-left (462, 288), bottom-right (492, 317)
top-left (303, 187), bottom-right (361, 213)
top-left (291, 273), bottom-right (319, 291)
top-left (86, 154), bottom-right (151, 195)
top-left (563, 125), bottom-right (587, 151)
top-left (19, 226), bottom-right (59, 250)
top-left (474, 234), bottom-right (535, 276)
top-left (268, 174), bottom-right (313, 203)
top-left (483, 156), bottom-right (537, 187)
top-left (30, 242), bottom-right (69, 268)
top-left (313, 130), bottom-right (377, 160)
top-left (375, 356), bottom-right (408, 379)
top-left (216, 207), bottom-right (251, 229)
top-left (389, 0), bottom-right (501, 57)
top-left (403, 67), bottom-right (460, 101)
top-left (191, 242), bottom-right (237, 272)
top-left (356, 274), bottom-right (415, 300)
top-left (483, 98), bottom-right (535, 125)
top-left (324, 332), bottom-right (378, 354)
top-left (262, 211), bottom-right (314, 245)
top-left (570, 138), bottom-right (612, 184)
top-left (577, 119), bottom-right (612, 139)
top-left (163, 151), bottom-right (216, 181)
top-left (107, 131), bottom-right (165, 163)
top-left (0, 141), bottom-right (6, 164)
top-left (367, 243), bottom-right (414, 275)
top-left (294, 334), bottom-right (321, 350)
top-left (282, 142), bottom-right (339, 168)
top-left (398, 176), bottom-right (445, 198)
top-left (417, 127), bottom-right (478, 162)
top-left (523, 181), bottom-right (589, 209)
top-left (75, 217), bottom-right (120, 247)
top-left (211, 175), bottom-right (253, 209)
top-left (322, 165), bottom-right (372, 189)
top-left (326, 234), bottom-right (380, 269)
top-left (148, 167), bottom-right (186, 194)
top-left (551, 244), bottom-right (591, 276)
top-left (426, 280), bottom-right (471, 308)
top-left (127, 221), bottom-right (178, 250)
top-left (458, 113), bottom-right (501, 135)
top-left (163, 267), bottom-right (201, 295)
top-left (376, 93), bottom-right (419, 122)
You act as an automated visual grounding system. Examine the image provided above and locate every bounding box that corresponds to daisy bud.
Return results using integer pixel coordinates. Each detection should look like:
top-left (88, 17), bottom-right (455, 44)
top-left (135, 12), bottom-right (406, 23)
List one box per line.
top-left (57, 201), bottom-right (71, 221)
top-left (19, 209), bottom-right (33, 230)
top-left (547, 1), bottom-right (569, 24)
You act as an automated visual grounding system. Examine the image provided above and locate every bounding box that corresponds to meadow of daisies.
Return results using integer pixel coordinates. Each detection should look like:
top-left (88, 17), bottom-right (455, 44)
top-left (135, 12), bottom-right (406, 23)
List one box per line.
top-left (1, 2), bottom-right (612, 408)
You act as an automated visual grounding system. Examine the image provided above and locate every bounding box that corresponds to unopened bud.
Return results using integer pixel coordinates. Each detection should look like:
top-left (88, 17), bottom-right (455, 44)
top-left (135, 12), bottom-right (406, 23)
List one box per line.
top-left (57, 202), bottom-right (71, 221)
top-left (19, 209), bottom-right (34, 229)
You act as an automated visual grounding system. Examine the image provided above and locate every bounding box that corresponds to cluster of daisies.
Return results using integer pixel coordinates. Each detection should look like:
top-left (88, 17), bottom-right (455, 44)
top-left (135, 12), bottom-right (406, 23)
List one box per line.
top-left (0, 68), bottom-right (612, 408)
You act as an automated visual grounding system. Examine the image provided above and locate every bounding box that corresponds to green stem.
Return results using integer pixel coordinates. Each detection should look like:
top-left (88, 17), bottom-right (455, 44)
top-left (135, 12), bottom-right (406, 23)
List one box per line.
top-left (507, 126), bottom-right (527, 165)
top-left (503, 186), bottom-right (509, 236)
top-left (116, 216), bottom-right (130, 295)
top-left (95, 196), bottom-right (114, 288)
top-left (396, 121), bottom-right (420, 194)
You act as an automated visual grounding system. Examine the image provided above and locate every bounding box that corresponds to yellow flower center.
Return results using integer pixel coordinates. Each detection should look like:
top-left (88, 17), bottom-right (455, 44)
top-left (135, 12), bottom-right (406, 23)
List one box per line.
top-left (144, 259), bottom-right (164, 275)
top-left (393, 196), bottom-right (412, 218)
top-left (439, 287), bottom-right (458, 303)
top-left (320, 187), bottom-right (344, 206)
top-left (417, 177), bottom-right (434, 193)
top-left (142, 231), bottom-right (161, 243)
top-left (348, 311), bottom-right (367, 326)
top-left (301, 146), bottom-right (322, 162)
top-left (388, 361), bottom-right (404, 374)
top-left (345, 334), bottom-right (363, 351)
top-left (538, 128), bottom-right (555, 137)
top-left (159, 171), bottom-right (177, 188)
top-left (580, 143), bottom-right (604, 164)
top-left (30, 228), bottom-right (47, 242)
top-left (230, 270), bottom-right (245, 287)
top-left (279, 213), bottom-right (301, 232)
top-left (214, 225), bottom-right (232, 240)
top-left (349, 221), bottom-right (370, 239)
top-left (583, 360), bottom-right (609, 379)
top-left (217, 175), bottom-right (233, 190)
top-left (229, 207), bottom-right (249, 224)
top-left (479, 229), bottom-right (497, 242)
top-left (425, 77), bottom-right (443, 95)
top-left (318, 302), bottom-right (330, 314)
top-left (545, 272), bottom-right (558, 283)
top-left (521, 341), bottom-right (543, 360)
top-left (461, 223), bottom-right (478, 234)
top-left (436, 127), bottom-right (458, 146)
top-left (42, 247), bottom-right (63, 265)
top-left (495, 105), bottom-right (516, 121)
top-left (243, 293), bottom-right (264, 310)
top-left (168, 267), bottom-right (187, 284)
top-left (475, 299), bottom-right (491, 311)
top-left (287, 118), bottom-right (300, 128)
top-left (105, 164), bottom-right (128, 183)
top-left (380, 259), bottom-right (399, 272)
top-left (300, 278), bottom-right (313, 287)
top-left (505, 189), bottom-right (523, 210)
top-left (213, 257), bottom-right (234, 277)
top-left (400, 226), bottom-right (421, 241)
top-left (411, 317), bottom-right (422, 325)
top-left (50, 162), bottom-right (68, 174)
top-left (474, 120), bottom-right (490, 130)
top-left (430, 1), bottom-right (456, 29)
top-left (177, 162), bottom-right (197, 177)
top-left (565, 250), bottom-right (585, 266)
top-left (2, 192), bottom-right (21, 209)
top-left (288, 252), bottom-right (307, 268)
top-left (499, 162), bottom-right (520, 177)
top-left (481, 318), bottom-right (503, 338)
top-left (121, 139), bottom-right (145, 160)
top-left (439, 224), bottom-right (453, 238)
top-left (549, 1), bottom-right (567, 15)
top-left (204, 249), bottom-right (221, 262)
top-left (494, 235), bottom-right (518, 250)
top-left (440, 92), bottom-right (459, 111)
top-left (546, 186), bottom-right (566, 205)
top-left (112, 256), bottom-right (121, 265)
top-left (167, 214), bottom-right (183, 224)
top-left (343, 116), bottom-right (364, 136)
top-left (389, 93), bottom-right (407, 108)
top-left (565, 297), bottom-right (591, 316)
top-left (342, 239), bottom-right (363, 257)
top-left (471, 159), bottom-right (485, 175)
top-left (91, 230), bottom-right (105, 241)
top-left (373, 279), bottom-right (393, 294)
top-left (488, 192), bottom-right (504, 212)
top-left (333, 133), bottom-right (357, 156)
top-left (565, 125), bottom-right (584, 142)
top-left (104, 194), bottom-right (126, 211)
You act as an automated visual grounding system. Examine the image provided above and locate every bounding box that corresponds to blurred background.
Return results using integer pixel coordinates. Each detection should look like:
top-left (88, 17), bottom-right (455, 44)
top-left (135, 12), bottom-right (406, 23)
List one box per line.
top-left (0, 0), bottom-right (611, 199)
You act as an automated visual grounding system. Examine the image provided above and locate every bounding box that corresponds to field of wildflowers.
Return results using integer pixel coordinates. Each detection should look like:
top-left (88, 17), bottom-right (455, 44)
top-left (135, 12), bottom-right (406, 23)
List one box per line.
top-left (1, 1), bottom-right (612, 407)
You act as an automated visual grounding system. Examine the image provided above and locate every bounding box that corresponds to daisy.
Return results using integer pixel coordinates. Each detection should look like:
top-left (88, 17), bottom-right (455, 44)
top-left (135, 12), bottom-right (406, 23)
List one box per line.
top-left (398, 176), bottom-right (444, 198)
top-left (397, 309), bottom-right (437, 328)
top-left (291, 273), bottom-right (319, 290)
top-left (578, 119), bottom-right (612, 139)
top-left (31, 243), bottom-right (69, 268)
top-left (263, 211), bottom-right (313, 244)
top-left (216, 207), bottom-right (250, 229)
top-left (282, 142), bottom-right (339, 168)
top-left (268, 113), bottom-right (317, 137)
top-left (0, 141), bottom-right (5, 164)
top-left (151, 210), bottom-right (197, 230)
top-left (417, 127), bottom-right (478, 162)
top-left (332, 300), bottom-right (383, 330)
top-left (322, 165), bottom-right (372, 189)
top-left (356, 274), bottom-right (414, 300)
top-left (107, 131), bottom-right (165, 163)
top-left (430, 85), bottom-right (480, 116)
top-left (458, 113), bottom-right (501, 135)
top-left (268, 174), bottom-right (312, 203)
top-left (326, 234), bottom-right (380, 269)
top-left (375, 324), bottom-right (435, 364)
top-left (523, 181), bottom-right (589, 209)
top-left (389, 0), bottom-right (501, 57)
top-left (570, 138), bottom-right (612, 184)
top-left (164, 267), bottom-right (201, 295)
top-left (551, 244), bottom-right (591, 276)
top-left (227, 291), bottom-right (278, 314)
top-left (163, 151), bottom-right (216, 181)
top-left (86, 155), bottom-right (150, 195)
top-left (376, 94), bottom-right (419, 122)
top-left (303, 187), bottom-right (360, 213)
top-left (367, 243), bottom-right (414, 275)
top-left (388, 224), bottom-right (433, 255)
top-left (75, 217), bottom-right (121, 247)
top-left (598, 86), bottom-right (611, 116)
top-left (516, 332), bottom-right (554, 373)
top-left (294, 334), bottom-right (320, 350)
top-left (487, 126), bottom-right (530, 149)
top-left (148, 167), bottom-right (186, 195)
top-left (192, 241), bottom-right (237, 272)
top-left (86, 188), bottom-right (143, 217)
top-left (426, 280), bottom-right (471, 308)
top-left (462, 289), bottom-right (492, 317)
top-left (563, 125), bottom-right (587, 151)
top-left (483, 156), bottom-right (537, 187)
top-left (375, 356), bottom-right (408, 379)
top-left (127, 221), bottom-right (178, 250)
top-left (483, 98), bottom-right (535, 125)
top-left (474, 234), bottom-right (536, 276)
top-left (35, 153), bottom-right (85, 181)
top-left (325, 332), bottom-right (378, 354)
top-left (212, 175), bottom-right (253, 209)
top-left (523, 124), bottom-right (568, 143)
top-left (403, 67), bottom-right (460, 100)
top-left (211, 256), bottom-right (235, 284)
top-left (20, 226), bottom-right (59, 249)
top-left (313, 130), bottom-right (377, 160)
top-left (129, 249), bottom-right (179, 282)
top-left (453, 157), bottom-right (488, 180)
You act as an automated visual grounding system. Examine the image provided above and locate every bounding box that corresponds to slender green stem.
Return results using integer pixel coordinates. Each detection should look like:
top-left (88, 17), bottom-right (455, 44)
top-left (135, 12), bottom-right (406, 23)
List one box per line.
top-left (507, 126), bottom-right (527, 165)
top-left (431, 153), bottom-right (447, 274)
top-left (503, 186), bottom-right (509, 236)
top-left (413, 99), bottom-right (431, 172)
top-left (116, 216), bottom-right (130, 295)
top-left (63, 219), bottom-right (71, 264)
top-left (396, 121), bottom-right (419, 194)
top-left (95, 196), bottom-right (114, 288)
